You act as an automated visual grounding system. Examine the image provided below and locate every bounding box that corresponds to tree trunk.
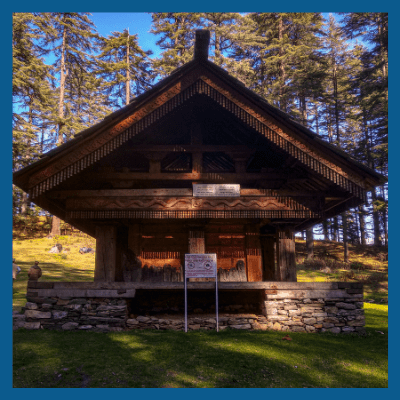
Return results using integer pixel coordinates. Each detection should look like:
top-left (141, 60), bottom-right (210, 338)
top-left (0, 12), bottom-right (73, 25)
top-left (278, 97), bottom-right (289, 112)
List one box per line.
top-left (342, 213), bottom-right (349, 262)
top-left (306, 227), bottom-right (314, 259)
top-left (323, 219), bottom-right (329, 241)
top-left (278, 16), bottom-right (287, 112)
top-left (50, 215), bottom-right (60, 237)
top-left (371, 188), bottom-right (381, 246)
top-left (126, 29), bottom-right (130, 105)
top-left (51, 21), bottom-right (68, 237)
top-left (333, 217), bottom-right (339, 242)
top-left (358, 205), bottom-right (366, 245)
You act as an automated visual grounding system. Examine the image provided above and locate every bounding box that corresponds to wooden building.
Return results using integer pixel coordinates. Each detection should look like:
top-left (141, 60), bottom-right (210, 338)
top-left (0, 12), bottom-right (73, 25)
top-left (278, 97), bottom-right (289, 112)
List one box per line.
top-left (13, 30), bottom-right (385, 286)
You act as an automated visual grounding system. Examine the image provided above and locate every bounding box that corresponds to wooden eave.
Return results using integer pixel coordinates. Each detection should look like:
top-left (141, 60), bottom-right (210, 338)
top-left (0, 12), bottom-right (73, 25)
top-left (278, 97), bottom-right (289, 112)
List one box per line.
top-left (13, 57), bottom-right (385, 214)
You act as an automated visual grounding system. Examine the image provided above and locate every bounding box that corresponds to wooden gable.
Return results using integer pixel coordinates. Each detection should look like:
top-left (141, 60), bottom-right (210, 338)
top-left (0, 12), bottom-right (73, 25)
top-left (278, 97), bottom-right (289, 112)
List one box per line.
top-left (13, 31), bottom-right (385, 237)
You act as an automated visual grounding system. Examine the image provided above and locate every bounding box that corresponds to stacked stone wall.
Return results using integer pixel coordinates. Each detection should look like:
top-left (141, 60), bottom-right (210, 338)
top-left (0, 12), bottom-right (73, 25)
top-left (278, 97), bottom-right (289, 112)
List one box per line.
top-left (13, 282), bottom-right (365, 334)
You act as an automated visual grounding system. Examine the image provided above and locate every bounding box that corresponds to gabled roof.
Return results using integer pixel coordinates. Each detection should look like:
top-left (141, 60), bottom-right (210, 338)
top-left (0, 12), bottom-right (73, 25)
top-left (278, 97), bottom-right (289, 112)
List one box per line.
top-left (13, 31), bottom-right (385, 204)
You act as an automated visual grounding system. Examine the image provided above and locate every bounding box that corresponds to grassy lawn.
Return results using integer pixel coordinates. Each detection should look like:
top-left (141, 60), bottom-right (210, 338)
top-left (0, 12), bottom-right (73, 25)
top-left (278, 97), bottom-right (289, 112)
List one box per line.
top-left (12, 236), bottom-right (388, 388)
top-left (12, 235), bottom-right (96, 310)
top-left (12, 303), bottom-right (388, 388)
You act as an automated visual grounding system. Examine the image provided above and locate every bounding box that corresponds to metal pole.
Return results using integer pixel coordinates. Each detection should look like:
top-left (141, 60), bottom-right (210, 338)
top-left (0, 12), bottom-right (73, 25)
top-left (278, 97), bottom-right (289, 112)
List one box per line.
top-left (184, 276), bottom-right (188, 333)
top-left (216, 276), bottom-right (219, 332)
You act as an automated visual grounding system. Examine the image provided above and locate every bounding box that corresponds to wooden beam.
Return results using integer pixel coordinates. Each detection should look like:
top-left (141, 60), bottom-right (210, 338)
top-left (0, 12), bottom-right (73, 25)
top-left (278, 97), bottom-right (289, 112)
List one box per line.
top-left (89, 171), bottom-right (293, 182)
top-left (48, 188), bottom-right (343, 199)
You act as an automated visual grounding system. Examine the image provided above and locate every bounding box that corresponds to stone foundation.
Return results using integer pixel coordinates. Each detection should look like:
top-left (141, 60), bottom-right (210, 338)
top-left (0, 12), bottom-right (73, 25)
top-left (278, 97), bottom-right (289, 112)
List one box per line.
top-left (14, 281), bottom-right (365, 334)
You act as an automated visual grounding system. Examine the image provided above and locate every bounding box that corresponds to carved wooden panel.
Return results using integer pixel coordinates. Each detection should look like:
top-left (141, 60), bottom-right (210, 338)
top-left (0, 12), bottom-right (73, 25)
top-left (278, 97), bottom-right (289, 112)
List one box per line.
top-left (28, 66), bottom-right (368, 203)
top-left (66, 196), bottom-right (315, 212)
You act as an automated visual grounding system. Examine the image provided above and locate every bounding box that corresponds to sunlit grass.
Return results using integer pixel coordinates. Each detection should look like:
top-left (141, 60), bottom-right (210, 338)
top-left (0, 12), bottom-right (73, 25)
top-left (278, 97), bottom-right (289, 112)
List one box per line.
top-left (13, 235), bottom-right (96, 310)
top-left (13, 308), bottom-right (388, 388)
top-left (12, 236), bottom-right (388, 387)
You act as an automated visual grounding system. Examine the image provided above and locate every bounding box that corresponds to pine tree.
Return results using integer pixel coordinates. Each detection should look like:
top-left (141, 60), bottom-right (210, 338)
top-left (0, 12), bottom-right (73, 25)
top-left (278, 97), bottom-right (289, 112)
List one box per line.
top-left (97, 29), bottom-right (154, 108)
top-left (150, 13), bottom-right (202, 77)
top-left (340, 13), bottom-right (388, 246)
top-left (12, 13), bottom-right (55, 217)
top-left (42, 12), bottom-right (100, 236)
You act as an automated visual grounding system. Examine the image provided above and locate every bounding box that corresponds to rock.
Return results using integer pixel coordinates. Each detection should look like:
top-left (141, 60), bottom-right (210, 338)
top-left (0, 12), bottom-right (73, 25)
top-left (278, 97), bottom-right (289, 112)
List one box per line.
top-left (136, 316), bottom-right (150, 322)
top-left (290, 326), bottom-right (306, 332)
top-left (312, 312), bottom-right (328, 317)
top-left (49, 244), bottom-right (62, 253)
top-left (52, 310), bottom-right (68, 319)
top-left (330, 327), bottom-right (341, 334)
top-left (78, 325), bottom-right (93, 330)
top-left (25, 302), bottom-right (38, 310)
top-left (305, 325), bottom-right (316, 332)
top-left (303, 318), bottom-right (317, 325)
top-left (336, 302), bottom-right (356, 310)
top-left (230, 324), bottom-right (252, 330)
top-left (25, 310), bottom-right (52, 319)
top-left (189, 324), bottom-right (201, 330)
top-left (24, 321), bottom-right (41, 330)
top-left (126, 319), bottom-right (139, 325)
top-left (62, 322), bottom-right (79, 330)
top-left (325, 306), bottom-right (338, 314)
top-left (272, 322), bottom-right (282, 331)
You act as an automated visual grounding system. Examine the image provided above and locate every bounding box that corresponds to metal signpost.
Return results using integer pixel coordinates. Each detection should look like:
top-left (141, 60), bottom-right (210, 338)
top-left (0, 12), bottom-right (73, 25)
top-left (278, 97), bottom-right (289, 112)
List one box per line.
top-left (184, 253), bottom-right (218, 332)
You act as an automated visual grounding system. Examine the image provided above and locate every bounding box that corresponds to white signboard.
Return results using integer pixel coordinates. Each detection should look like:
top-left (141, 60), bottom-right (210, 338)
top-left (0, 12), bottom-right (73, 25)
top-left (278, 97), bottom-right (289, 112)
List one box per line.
top-left (185, 254), bottom-right (217, 278)
top-left (193, 184), bottom-right (240, 197)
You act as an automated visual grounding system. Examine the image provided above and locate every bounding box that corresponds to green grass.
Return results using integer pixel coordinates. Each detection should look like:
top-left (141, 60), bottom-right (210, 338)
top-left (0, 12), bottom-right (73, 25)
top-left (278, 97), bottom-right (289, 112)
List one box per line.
top-left (12, 236), bottom-right (388, 387)
top-left (13, 235), bottom-right (96, 310)
top-left (296, 239), bottom-right (388, 302)
top-left (13, 303), bottom-right (388, 388)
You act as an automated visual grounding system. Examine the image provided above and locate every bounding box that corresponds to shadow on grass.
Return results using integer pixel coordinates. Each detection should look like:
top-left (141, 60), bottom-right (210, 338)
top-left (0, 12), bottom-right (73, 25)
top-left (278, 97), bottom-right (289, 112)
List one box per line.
top-left (13, 308), bottom-right (388, 388)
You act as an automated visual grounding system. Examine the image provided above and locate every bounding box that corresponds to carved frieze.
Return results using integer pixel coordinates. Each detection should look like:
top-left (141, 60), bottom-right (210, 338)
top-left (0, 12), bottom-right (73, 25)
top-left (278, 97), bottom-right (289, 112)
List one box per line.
top-left (66, 196), bottom-right (313, 212)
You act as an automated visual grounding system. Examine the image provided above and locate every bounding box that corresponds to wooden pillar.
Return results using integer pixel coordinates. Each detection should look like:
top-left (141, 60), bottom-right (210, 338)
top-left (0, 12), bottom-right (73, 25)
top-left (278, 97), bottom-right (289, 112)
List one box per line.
top-left (245, 226), bottom-right (262, 282)
top-left (276, 228), bottom-right (297, 282)
top-left (260, 235), bottom-right (276, 281)
top-left (188, 230), bottom-right (205, 253)
top-left (188, 230), bottom-right (205, 282)
top-left (94, 225), bottom-right (117, 282)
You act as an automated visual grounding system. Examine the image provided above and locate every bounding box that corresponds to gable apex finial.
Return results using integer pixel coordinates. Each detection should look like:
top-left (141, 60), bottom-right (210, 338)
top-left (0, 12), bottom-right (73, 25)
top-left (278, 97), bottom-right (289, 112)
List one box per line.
top-left (194, 30), bottom-right (210, 60)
